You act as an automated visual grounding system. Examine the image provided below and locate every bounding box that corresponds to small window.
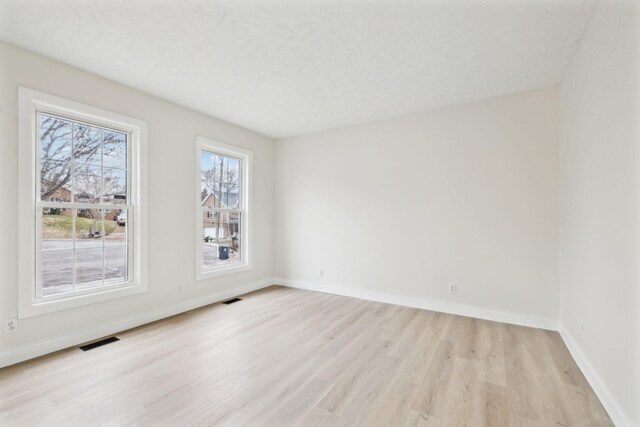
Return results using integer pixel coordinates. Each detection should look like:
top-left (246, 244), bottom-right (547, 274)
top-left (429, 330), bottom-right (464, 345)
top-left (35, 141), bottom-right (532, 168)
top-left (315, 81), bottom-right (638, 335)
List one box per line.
top-left (196, 137), bottom-right (251, 279)
top-left (19, 88), bottom-right (148, 317)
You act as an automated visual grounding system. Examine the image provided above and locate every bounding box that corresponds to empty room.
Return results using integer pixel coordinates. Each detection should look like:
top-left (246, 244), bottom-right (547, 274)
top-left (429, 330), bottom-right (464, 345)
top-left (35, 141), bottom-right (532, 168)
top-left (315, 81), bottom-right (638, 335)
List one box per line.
top-left (0, 0), bottom-right (638, 426)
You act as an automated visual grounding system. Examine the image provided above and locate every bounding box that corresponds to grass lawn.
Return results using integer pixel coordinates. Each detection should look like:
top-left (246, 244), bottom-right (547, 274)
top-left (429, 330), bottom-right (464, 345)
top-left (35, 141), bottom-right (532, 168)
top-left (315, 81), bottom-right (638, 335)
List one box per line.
top-left (43, 214), bottom-right (117, 239)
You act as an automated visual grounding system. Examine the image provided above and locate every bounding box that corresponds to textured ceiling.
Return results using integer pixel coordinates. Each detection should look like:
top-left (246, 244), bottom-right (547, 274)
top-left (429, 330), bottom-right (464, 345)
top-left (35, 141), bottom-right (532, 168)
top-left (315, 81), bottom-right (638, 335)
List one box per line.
top-left (0, 0), bottom-right (597, 138)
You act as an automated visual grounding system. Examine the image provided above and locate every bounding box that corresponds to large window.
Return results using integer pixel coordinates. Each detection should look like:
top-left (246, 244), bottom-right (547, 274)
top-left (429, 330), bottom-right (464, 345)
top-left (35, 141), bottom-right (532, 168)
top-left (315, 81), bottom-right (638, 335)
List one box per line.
top-left (19, 88), bottom-right (148, 317)
top-left (196, 137), bottom-right (251, 279)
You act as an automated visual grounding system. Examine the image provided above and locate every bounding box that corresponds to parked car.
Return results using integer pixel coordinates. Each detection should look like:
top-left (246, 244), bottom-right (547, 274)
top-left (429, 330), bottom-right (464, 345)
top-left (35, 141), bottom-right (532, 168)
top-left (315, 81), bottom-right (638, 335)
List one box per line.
top-left (116, 211), bottom-right (127, 226)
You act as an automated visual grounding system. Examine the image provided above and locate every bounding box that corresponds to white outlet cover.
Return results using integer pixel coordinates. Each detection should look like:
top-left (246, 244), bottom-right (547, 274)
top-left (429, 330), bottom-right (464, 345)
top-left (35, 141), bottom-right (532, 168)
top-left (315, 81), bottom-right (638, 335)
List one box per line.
top-left (4, 317), bottom-right (18, 334)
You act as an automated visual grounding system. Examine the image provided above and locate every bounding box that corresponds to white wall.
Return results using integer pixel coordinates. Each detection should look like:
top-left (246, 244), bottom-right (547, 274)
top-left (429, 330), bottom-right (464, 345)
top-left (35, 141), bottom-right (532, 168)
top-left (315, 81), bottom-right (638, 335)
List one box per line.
top-left (558, 0), bottom-right (640, 425)
top-left (275, 88), bottom-right (559, 322)
top-left (0, 42), bottom-right (275, 361)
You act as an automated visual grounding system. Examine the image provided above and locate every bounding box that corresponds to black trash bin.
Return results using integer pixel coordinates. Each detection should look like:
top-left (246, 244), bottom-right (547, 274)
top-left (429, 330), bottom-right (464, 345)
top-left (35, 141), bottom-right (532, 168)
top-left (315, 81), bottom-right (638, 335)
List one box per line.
top-left (219, 245), bottom-right (230, 260)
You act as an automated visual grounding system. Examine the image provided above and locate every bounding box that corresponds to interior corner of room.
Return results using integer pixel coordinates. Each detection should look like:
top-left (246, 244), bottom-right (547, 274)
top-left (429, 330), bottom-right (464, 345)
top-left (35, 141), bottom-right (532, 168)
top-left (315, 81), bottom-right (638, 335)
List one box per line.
top-left (0, 0), bottom-right (638, 426)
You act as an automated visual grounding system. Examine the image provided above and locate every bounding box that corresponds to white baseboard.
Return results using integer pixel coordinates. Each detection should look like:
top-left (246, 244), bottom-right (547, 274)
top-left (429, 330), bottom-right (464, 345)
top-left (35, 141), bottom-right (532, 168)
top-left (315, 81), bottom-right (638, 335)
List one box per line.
top-left (558, 323), bottom-right (632, 427)
top-left (0, 278), bottom-right (274, 368)
top-left (275, 278), bottom-right (558, 330)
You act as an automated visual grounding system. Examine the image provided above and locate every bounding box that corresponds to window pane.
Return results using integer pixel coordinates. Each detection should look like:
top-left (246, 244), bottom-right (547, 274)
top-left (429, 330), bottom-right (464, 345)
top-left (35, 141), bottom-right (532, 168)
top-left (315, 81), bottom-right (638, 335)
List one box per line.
top-left (202, 233), bottom-right (217, 268)
top-left (201, 151), bottom-right (241, 210)
top-left (40, 114), bottom-right (72, 163)
top-left (105, 246), bottom-right (127, 285)
top-left (41, 160), bottom-right (71, 202)
top-left (226, 157), bottom-right (241, 208)
top-left (103, 131), bottom-right (127, 169)
top-left (73, 164), bottom-right (102, 203)
top-left (200, 151), bottom-right (215, 200)
top-left (42, 249), bottom-right (74, 296)
top-left (202, 211), bottom-right (241, 268)
top-left (229, 211), bottom-right (241, 260)
top-left (108, 209), bottom-right (128, 244)
top-left (41, 208), bottom-right (73, 251)
top-left (75, 247), bottom-right (104, 289)
top-left (103, 168), bottom-right (127, 204)
top-left (75, 209), bottom-right (106, 249)
top-left (73, 123), bottom-right (101, 166)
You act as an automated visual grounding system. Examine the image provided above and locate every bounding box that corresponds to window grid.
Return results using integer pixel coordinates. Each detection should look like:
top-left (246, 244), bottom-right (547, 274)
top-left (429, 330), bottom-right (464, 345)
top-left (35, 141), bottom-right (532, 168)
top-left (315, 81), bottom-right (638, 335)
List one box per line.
top-left (201, 150), bottom-right (244, 271)
top-left (36, 111), bottom-right (132, 298)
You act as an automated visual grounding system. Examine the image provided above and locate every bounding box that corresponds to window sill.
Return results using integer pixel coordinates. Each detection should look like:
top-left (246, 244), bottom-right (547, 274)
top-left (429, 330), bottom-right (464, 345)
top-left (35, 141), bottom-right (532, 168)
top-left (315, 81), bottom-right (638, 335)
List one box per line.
top-left (197, 263), bottom-right (252, 281)
top-left (19, 281), bottom-right (148, 319)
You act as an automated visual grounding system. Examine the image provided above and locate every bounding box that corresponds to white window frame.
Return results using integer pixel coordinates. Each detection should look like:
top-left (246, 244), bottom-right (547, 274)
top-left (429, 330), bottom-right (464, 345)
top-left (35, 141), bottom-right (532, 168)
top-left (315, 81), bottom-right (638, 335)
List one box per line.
top-left (196, 136), bottom-right (252, 280)
top-left (18, 87), bottom-right (149, 318)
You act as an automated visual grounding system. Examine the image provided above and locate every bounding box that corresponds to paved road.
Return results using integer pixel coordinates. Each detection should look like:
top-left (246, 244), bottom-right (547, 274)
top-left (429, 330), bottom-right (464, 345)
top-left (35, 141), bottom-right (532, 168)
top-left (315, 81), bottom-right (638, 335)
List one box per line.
top-left (42, 240), bottom-right (128, 296)
top-left (41, 240), bottom-right (240, 296)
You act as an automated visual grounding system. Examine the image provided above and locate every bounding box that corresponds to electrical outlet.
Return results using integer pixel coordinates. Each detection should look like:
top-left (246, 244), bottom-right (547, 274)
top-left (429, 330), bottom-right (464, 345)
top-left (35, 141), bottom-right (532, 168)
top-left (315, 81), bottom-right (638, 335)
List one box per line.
top-left (319, 268), bottom-right (324, 278)
top-left (177, 284), bottom-right (183, 293)
top-left (4, 318), bottom-right (18, 334)
top-left (448, 283), bottom-right (457, 294)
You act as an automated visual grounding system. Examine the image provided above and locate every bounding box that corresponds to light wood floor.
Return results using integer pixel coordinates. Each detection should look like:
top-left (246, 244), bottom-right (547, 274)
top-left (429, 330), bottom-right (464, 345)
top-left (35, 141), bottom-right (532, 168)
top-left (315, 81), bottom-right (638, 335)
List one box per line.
top-left (0, 286), bottom-right (612, 426)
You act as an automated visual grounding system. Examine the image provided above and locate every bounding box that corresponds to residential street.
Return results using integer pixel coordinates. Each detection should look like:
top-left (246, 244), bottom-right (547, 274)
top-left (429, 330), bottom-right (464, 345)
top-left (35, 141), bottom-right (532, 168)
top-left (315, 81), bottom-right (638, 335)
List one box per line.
top-left (42, 240), bottom-right (128, 295)
top-left (202, 242), bottom-right (239, 267)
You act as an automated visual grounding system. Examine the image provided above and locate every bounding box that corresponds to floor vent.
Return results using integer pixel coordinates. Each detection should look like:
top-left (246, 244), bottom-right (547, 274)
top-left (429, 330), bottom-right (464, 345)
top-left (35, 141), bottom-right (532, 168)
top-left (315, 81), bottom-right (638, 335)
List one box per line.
top-left (79, 337), bottom-right (120, 351)
top-left (222, 298), bottom-right (242, 305)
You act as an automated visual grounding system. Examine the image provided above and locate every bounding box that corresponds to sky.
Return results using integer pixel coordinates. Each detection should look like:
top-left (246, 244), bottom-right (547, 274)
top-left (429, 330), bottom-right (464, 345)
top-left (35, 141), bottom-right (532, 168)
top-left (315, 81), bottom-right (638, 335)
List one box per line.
top-left (200, 151), bottom-right (240, 176)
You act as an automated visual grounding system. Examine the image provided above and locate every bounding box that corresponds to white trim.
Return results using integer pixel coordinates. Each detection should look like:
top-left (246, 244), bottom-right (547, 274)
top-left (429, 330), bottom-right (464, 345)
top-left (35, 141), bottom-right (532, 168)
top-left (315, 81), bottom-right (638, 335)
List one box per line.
top-left (558, 323), bottom-right (632, 427)
top-left (275, 278), bottom-right (558, 330)
top-left (18, 87), bottom-right (149, 318)
top-left (0, 278), bottom-right (274, 368)
top-left (195, 136), bottom-right (253, 281)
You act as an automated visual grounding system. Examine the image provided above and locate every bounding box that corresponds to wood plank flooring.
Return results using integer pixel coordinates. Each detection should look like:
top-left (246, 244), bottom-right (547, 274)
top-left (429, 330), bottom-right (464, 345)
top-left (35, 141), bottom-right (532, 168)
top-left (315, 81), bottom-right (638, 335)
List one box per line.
top-left (0, 286), bottom-right (612, 426)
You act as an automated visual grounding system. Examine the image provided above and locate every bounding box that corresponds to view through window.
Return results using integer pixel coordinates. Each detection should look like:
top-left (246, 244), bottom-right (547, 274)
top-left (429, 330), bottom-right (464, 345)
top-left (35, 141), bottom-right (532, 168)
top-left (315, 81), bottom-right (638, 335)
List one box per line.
top-left (200, 149), bottom-right (243, 270)
top-left (38, 112), bottom-right (130, 297)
